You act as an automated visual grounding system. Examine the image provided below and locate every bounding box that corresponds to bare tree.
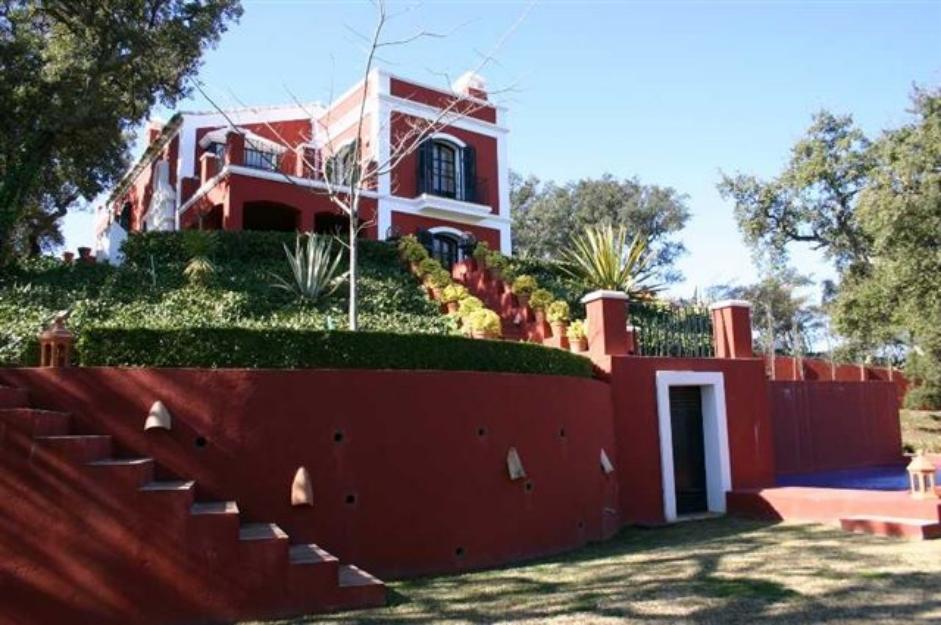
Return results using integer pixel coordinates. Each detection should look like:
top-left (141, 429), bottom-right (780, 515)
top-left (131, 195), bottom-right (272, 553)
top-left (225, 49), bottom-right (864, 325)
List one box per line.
top-left (197, 0), bottom-right (530, 330)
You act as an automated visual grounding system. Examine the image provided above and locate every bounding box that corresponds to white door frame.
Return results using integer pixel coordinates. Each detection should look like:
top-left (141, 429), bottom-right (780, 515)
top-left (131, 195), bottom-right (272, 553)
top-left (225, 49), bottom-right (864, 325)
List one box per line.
top-left (655, 371), bottom-right (732, 522)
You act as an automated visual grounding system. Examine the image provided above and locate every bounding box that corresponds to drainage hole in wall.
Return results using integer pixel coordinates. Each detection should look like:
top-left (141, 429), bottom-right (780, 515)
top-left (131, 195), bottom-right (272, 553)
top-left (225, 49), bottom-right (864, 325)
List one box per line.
top-left (477, 427), bottom-right (487, 437)
top-left (577, 520), bottom-right (585, 530)
top-left (524, 481), bottom-right (534, 492)
top-left (455, 546), bottom-right (465, 558)
top-left (559, 427), bottom-right (566, 438)
top-left (333, 430), bottom-right (344, 443)
top-left (194, 436), bottom-right (208, 448)
top-left (345, 494), bottom-right (356, 505)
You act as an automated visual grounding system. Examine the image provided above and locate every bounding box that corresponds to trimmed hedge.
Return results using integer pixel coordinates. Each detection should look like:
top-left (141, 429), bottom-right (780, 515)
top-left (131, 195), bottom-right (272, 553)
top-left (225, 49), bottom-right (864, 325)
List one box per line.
top-left (76, 327), bottom-right (595, 377)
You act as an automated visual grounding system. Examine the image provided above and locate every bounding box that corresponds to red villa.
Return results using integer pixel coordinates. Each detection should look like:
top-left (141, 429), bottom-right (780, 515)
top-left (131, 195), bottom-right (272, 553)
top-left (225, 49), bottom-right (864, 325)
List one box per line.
top-left (95, 69), bottom-right (511, 265)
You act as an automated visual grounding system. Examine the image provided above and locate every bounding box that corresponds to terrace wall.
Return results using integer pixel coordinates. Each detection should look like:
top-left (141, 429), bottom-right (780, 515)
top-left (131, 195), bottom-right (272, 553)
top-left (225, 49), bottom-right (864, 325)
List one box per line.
top-left (769, 380), bottom-right (904, 476)
top-left (0, 367), bottom-right (619, 579)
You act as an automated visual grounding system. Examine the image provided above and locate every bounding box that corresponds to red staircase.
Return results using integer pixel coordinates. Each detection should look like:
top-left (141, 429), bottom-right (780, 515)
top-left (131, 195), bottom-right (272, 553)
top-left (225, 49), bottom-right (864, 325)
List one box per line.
top-left (451, 260), bottom-right (553, 343)
top-left (0, 384), bottom-right (384, 625)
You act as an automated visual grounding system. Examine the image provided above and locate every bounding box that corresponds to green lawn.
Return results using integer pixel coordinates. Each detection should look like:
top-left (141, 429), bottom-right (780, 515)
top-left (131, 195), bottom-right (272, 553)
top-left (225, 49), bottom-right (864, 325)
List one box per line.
top-left (250, 518), bottom-right (941, 625)
top-left (901, 409), bottom-right (941, 453)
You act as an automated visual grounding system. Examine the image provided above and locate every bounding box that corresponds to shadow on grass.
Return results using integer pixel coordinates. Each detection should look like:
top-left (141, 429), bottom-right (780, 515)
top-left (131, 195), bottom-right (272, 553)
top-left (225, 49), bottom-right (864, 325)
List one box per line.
top-left (251, 517), bottom-right (941, 625)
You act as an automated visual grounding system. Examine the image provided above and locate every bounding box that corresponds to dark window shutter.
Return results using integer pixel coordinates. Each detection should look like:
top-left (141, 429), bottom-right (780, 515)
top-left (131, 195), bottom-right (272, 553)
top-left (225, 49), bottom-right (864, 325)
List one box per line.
top-left (462, 144), bottom-right (476, 202)
top-left (417, 140), bottom-right (433, 195)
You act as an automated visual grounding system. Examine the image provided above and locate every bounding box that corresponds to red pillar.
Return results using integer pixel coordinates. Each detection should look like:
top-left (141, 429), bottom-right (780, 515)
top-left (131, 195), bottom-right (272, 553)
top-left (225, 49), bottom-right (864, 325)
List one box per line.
top-left (223, 184), bottom-right (243, 230)
top-left (582, 290), bottom-right (630, 363)
top-left (224, 131), bottom-right (244, 167)
top-left (709, 300), bottom-right (754, 359)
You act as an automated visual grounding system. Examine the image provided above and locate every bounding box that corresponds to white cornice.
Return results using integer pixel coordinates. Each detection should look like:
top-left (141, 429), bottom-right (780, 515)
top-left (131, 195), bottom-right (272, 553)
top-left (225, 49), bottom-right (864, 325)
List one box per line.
top-left (379, 94), bottom-right (508, 137)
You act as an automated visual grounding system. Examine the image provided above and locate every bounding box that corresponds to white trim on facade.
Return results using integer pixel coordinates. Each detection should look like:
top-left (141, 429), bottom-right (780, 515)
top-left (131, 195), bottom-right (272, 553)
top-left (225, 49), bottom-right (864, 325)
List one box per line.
top-left (378, 94), bottom-right (509, 137)
top-left (426, 226), bottom-right (466, 239)
top-left (429, 132), bottom-right (468, 149)
top-left (655, 371), bottom-right (732, 523)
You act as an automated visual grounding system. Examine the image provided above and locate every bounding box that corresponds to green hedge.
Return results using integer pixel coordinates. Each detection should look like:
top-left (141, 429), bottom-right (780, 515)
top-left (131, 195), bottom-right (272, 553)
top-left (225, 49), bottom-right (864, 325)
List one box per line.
top-left (76, 327), bottom-right (595, 377)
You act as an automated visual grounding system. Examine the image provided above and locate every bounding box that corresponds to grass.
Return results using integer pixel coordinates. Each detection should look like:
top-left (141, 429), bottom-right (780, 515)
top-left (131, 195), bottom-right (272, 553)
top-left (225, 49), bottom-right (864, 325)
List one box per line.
top-left (247, 517), bottom-right (941, 625)
top-left (901, 409), bottom-right (941, 453)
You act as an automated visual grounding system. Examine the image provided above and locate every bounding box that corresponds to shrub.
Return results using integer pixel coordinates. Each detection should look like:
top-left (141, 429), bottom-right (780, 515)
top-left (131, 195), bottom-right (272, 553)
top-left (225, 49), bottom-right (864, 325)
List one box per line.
top-left (466, 309), bottom-right (501, 337)
top-left (457, 296), bottom-right (484, 319)
top-left (567, 320), bottom-right (587, 340)
top-left (75, 327), bottom-right (591, 377)
top-left (442, 283), bottom-right (469, 304)
top-left (417, 257), bottom-right (442, 279)
top-left (428, 268), bottom-right (452, 289)
top-left (546, 300), bottom-right (570, 324)
top-left (472, 241), bottom-right (491, 263)
top-left (512, 275), bottom-right (538, 295)
top-left (530, 288), bottom-right (554, 310)
top-left (398, 235), bottom-right (428, 263)
top-left (183, 256), bottom-right (216, 288)
top-left (487, 252), bottom-right (509, 274)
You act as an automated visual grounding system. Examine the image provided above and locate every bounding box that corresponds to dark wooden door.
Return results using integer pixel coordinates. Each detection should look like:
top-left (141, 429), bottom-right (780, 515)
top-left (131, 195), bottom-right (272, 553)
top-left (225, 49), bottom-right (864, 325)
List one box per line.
top-left (669, 385), bottom-right (707, 515)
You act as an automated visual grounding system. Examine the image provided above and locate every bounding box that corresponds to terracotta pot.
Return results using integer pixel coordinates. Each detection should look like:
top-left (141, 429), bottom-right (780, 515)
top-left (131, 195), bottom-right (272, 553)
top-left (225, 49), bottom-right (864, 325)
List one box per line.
top-left (431, 287), bottom-right (443, 301)
top-left (78, 246), bottom-right (92, 259)
top-left (471, 329), bottom-right (499, 340)
top-left (550, 321), bottom-right (568, 337)
top-left (446, 301), bottom-right (460, 314)
top-left (534, 309), bottom-right (547, 325)
top-left (517, 293), bottom-right (530, 309)
top-left (410, 261), bottom-right (421, 275)
top-left (62, 251), bottom-right (75, 264)
top-left (569, 337), bottom-right (588, 353)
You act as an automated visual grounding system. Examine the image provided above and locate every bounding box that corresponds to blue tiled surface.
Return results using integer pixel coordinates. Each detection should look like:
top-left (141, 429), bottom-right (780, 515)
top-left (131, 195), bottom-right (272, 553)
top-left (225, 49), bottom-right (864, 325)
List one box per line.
top-left (776, 465), bottom-right (932, 491)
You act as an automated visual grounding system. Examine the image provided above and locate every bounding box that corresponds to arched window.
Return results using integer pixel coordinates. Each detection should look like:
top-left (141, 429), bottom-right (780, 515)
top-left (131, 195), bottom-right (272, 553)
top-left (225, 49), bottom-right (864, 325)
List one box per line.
top-left (328, 141), bottom-right (359, 187)
top-left (417, 138), bottom-right (476, 202)
top-left (431, 141), bottom-right (458, 198)
top-left (430, 231), bottom-right (460, 270)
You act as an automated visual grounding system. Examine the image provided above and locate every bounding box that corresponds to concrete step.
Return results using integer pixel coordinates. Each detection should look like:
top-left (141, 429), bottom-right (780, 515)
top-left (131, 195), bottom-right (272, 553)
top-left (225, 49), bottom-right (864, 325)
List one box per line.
top-left (0, 385), bottom-right (29, 408)
top-left (190, 501), bottom-right (241, 544)
top-left (334, 564), bottom-right (387, 609)
top-left (841, 515), bottom-right (941, 540)
top-left (239, 522), bottom-right (288, 542)
top-left (139, 480), bottom-right (196, 516)
top-left (289, 543), bottom-right (338, 566)
top-left (33, 434), bottom-right (111, 462)
top-left (288, 543), bottom-right (340, 599)
top-left (87, 457), bottom-right (155, 488)
top-left (0, 408), bottom-right (70, 436)
top-left (191, 500), bottom-right (239, 516)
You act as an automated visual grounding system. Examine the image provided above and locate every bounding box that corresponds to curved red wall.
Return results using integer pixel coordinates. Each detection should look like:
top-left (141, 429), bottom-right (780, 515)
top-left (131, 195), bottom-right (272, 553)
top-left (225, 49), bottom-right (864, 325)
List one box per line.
top-left (0, 368), bottom-right (618, 578)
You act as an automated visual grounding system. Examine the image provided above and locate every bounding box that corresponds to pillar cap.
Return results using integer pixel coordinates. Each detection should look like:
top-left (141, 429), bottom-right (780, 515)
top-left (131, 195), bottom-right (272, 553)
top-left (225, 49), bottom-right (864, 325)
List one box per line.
top-left (580, 290), bottom-right (629, 304)
top-left (708, 299), bottom-right (752, 311)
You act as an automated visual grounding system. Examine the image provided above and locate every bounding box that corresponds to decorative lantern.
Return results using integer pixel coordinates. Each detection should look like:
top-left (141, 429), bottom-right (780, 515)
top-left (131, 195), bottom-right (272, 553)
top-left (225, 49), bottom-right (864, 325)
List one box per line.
top-left (38, 312), bottom-right (75, 367)
top-left (906, 451), bottom-right (938, 499)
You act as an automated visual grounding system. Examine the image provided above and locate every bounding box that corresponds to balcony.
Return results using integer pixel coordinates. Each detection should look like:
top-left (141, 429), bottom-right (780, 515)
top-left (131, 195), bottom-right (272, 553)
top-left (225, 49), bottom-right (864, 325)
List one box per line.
top-left (418, 176), bottom-right (489, 206)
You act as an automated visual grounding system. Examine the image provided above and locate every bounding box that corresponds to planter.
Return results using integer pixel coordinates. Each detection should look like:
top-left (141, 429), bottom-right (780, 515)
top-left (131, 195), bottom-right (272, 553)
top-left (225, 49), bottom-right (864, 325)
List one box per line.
top-left (431, 287), bottom-right (443, 301)
top-left (446, 301), bottom-right (460, 314)
top-left (410, 261), bottom-right (421, 275)
top-left (62, 251), bottom-right (75, 264)
top-left (517, 293), bottom-right (530, 309)
top-left (471, 330), bottom-right (499, 340)
top-left (77, 246), bottom-right (92, 260)
top-left (534, 309), bottom-right (547, 325)
top-left (550, 321), bottom-right (568, 338)
top-left (569, 337), bottom-right (588, 353)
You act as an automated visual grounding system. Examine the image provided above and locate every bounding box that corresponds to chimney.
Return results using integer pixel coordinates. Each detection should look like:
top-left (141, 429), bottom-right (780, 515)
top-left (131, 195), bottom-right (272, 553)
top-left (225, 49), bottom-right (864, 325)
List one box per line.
top-left (452, 71), bottom-right (488, 100)
top-left (147, 120), bottom-right (165, 144)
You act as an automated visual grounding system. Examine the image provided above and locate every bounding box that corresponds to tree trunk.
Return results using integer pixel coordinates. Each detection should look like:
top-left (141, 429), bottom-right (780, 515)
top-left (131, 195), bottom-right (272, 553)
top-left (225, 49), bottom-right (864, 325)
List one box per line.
top-left (348, 196), bottom-right (359, 331)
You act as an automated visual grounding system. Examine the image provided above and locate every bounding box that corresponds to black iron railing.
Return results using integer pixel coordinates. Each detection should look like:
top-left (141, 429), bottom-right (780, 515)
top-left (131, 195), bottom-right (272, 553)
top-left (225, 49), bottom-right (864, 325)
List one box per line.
top-left (243, 147), bottom-right (281, 172)
top-left (631, 301), bottom-right (714, 358)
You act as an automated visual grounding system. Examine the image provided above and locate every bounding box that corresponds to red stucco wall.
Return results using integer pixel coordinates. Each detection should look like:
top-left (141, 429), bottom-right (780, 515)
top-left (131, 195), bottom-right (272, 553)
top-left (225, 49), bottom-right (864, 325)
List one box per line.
top-left (390, 78), bottom-right (497, 123)
top-left (606, 356), bottom-right (777, 525)
top-left (769, 380), bottom-right (903, 476)
top-left (0, 368), bottom-right (618, 580)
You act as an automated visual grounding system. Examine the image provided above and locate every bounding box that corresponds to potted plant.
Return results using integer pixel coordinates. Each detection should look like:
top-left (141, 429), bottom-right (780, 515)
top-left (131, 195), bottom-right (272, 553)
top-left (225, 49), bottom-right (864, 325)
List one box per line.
top-left (417, 257), bottom-right (442, 282)
top-left (399, 236), bottom-right (428, 273)
top-left (441, 283), bottom-right (469, 313)
top-left (428, 268), bottom-right (452, 300)
top-left (511, 275), bottom-right (537, 308)
top-left (62, 251), bottom-right (75, 264)
top-left (529, 288), bottom-right (554, 323)
top-left (487, 252), bottom-right (509, 281)
top-left (546, 300), bottom-right (570, 337)
top-left (467, 308), bottom-right (502, 340)
top-left (456, 296), bottom-right (484, 334)
top-left (567, 320), bottom-right (588, 353)
top-left (472, 241), bottom-right (491, 273)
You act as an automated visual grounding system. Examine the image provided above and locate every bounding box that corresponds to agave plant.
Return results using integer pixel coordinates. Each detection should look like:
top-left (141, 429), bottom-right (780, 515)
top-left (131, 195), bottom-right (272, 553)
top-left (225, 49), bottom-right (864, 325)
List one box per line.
top-left (271, 234), bottom-right (348, 303)
top-left (560, 223), bottom-right (662, 299)
top-left (183, 256), bottom-right (216, 288)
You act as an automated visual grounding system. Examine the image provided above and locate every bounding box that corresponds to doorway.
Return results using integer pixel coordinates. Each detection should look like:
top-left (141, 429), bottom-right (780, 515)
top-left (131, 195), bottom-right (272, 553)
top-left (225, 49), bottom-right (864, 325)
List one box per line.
top-left (655, 371), bottom-right (731, 522)
top-left (669, 386), bottom-right (707, 515)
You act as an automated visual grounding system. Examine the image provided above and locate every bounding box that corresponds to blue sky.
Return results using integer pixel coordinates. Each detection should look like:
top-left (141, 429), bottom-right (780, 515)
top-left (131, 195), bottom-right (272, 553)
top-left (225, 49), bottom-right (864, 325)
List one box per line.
top-left (63, 0), bottom-right (941, 298)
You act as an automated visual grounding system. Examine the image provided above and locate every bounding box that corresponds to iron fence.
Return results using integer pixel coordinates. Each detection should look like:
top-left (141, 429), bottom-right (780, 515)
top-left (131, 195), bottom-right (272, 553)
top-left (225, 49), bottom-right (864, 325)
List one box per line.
top-left (630, 301), bottom-right (714, 358)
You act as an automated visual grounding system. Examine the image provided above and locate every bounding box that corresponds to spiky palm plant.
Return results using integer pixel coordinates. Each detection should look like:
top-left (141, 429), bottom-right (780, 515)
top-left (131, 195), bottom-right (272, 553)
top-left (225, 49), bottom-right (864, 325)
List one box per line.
top-left (271, 234), bottom-right (347, 303)
top-left (560, 223), bottom-right (662, 300)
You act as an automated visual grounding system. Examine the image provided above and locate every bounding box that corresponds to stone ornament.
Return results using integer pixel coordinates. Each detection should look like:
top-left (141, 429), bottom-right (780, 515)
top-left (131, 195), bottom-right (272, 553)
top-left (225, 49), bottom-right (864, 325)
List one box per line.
top-left (144, 401), bottom-right (172, 431)
top-left (507, 447), bottom-right (526, 481)
top-left (291, 467), bottom-right (314, 506)
top-left (600, 449), bottom-right (615, 475)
